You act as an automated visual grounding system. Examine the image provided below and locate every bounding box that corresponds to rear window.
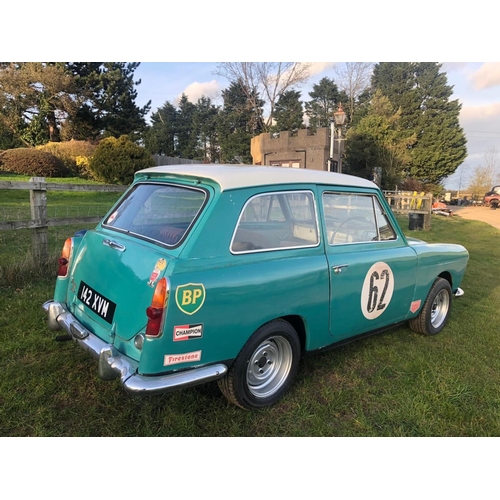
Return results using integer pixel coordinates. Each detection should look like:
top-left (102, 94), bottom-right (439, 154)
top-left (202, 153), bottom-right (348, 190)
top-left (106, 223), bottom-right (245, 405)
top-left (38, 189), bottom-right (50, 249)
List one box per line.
top-left (103, 183), bottom-right (207, 246)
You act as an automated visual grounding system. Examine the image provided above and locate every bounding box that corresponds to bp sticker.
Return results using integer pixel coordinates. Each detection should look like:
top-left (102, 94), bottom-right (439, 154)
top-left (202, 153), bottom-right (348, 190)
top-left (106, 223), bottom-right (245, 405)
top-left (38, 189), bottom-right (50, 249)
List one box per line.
top-left (361, 262), bottom-right (394, 320)
top-left (175, 283), bottom-right (206, 315)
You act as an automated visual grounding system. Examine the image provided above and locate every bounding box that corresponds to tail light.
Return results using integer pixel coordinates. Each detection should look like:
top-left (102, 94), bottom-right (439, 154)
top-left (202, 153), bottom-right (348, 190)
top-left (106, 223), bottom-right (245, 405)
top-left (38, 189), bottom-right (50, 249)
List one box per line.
top-left (57, 238), bottom-right (72, 277)
top-left (146, 277), bottom-right (169, 337)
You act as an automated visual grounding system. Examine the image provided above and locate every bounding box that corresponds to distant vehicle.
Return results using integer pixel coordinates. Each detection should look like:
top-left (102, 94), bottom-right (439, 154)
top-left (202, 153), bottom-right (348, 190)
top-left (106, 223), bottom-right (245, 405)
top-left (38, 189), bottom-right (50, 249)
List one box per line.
top-left (483, 185), bottom-right (500, 209)
top-left (43, 165), bottom-right (469, 409)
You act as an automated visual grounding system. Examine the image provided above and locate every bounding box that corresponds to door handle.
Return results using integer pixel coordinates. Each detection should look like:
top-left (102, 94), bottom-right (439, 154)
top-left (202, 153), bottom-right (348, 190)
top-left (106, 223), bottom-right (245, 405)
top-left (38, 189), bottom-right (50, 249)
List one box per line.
top-left (332, 264), bottom-right (349, 274)
top-left (102, 239), bottom-right (126, 252)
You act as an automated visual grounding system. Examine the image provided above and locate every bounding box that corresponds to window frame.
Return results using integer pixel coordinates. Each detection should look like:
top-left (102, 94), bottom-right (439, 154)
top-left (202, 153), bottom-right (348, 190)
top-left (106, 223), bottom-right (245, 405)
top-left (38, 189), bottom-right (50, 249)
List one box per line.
top-left (230, 189), bottom-right (321, 255)
top-left (102, 181), bottom-right (209, 249)
top-left (322, 191), bottom-right (398, 246)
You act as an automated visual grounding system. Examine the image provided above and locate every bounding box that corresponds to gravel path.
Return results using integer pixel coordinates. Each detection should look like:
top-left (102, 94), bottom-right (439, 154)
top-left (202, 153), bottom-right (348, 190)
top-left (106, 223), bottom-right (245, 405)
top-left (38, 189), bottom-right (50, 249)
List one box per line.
top-left (448, 205), bottom-right (500, 231)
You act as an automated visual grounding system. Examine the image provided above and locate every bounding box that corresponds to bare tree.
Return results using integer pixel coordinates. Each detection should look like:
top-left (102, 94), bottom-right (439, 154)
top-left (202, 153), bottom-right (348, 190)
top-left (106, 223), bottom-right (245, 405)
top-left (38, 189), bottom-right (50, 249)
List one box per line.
top-left (468, 165), bottom-right (495, 200)
top-left (334, 62), bottom-right (373, 122)
top-left (483, 146), bottom-right (500, 180)
top-left (214, 62), bottom-right (311, 132)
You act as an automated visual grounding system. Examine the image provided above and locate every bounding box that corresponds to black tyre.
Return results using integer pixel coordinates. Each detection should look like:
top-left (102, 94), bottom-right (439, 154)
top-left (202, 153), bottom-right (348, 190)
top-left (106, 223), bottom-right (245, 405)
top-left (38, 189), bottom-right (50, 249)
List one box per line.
top-left (409, 278), bottom-right (452, 335)
top-left (218, 319), bottom-right (301, 409)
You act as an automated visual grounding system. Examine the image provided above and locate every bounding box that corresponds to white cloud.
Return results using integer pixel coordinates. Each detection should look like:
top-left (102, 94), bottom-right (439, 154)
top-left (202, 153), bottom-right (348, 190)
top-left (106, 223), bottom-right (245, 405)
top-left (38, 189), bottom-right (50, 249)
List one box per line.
top-left (460, 102), bottom-right (500, 122)
top-left (307, 62), bottom-right (336, 76)
top-left (179, 80), bottom-right (221, 103)
top-left (470, 63), bottom-right (500, 90)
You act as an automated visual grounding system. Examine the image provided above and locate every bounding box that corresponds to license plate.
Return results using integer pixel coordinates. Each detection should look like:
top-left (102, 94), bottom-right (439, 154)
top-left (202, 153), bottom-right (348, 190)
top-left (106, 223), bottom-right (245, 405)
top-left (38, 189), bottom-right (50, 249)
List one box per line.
top-left (77, 281), bottom-right (116, 324)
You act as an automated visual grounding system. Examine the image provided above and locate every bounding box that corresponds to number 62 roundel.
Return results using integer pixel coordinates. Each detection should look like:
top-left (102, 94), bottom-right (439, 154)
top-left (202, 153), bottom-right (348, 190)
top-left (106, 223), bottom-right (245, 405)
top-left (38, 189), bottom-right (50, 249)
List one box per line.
top-left (360, 262), bottom-right (394, 320)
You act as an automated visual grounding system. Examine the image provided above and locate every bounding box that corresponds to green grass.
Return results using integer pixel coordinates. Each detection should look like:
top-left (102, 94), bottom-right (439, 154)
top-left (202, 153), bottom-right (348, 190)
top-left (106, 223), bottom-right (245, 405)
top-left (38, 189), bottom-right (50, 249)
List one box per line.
top-left (1, 185), bottom-right (500, 435)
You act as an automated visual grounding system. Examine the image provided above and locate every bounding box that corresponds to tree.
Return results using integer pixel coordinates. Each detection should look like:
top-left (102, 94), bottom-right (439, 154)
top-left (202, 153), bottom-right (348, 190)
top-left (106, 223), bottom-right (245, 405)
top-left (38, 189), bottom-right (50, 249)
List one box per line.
top-left (304, 77), bottom-right (343, 130)
top-left (193, 96), bottom-right (220, 163)
top-left (468, 165), bottom-right (495, 201)
top-left (467, 147), bottom-right (500, 200)
top-left (64, 62), bottom-right (151, 141)
top-left (143, 101), bottom-right (178, 156)
top-left (217, 80), bottom-right (260, 163)
top-left (344, 90), bottom-right (416, 189)
top-left (334, 62), bottom-right (373, 124)
top-left (272, 90), bottom-right (304, 132)
top-left (214, 62), bottom-right (310, 132)
top-left (0, 62), bottom-right (79, 146)
top-left (371, 62), bottom-right (467, 184)
top-left (176, 94), bottom-right (198, 159)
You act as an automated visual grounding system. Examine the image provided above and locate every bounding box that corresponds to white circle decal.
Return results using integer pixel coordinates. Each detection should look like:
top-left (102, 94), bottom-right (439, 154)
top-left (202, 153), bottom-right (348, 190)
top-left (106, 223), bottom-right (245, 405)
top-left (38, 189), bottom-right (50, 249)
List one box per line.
top-left (361, 262), bottom-right (394, 320)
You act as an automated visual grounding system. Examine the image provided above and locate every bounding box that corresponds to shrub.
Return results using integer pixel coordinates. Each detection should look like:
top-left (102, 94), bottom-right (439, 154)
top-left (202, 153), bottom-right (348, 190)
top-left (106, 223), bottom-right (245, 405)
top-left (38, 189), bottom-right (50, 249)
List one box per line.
top-left (36, 140), bottom-right (97, 178)
top-left (89, 135), bottom-right (155, 185)
top-left (0, 148), bottom-right (69, 177)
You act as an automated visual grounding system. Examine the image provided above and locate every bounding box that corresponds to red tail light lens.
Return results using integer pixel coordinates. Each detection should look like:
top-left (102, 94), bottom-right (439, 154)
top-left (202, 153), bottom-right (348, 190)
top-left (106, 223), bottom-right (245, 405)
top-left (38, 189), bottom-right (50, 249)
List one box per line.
top-left (57, 238), bottom-right (72, 277)
top-left (146, 277), bottom-right (169, 337)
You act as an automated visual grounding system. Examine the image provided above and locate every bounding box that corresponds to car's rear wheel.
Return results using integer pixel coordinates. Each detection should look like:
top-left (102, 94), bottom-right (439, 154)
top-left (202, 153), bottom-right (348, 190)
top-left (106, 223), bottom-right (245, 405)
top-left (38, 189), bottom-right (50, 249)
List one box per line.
top-left (218, 319), bottom-right (301, 409)
top-left (409, 278), bottom-right (452, 335)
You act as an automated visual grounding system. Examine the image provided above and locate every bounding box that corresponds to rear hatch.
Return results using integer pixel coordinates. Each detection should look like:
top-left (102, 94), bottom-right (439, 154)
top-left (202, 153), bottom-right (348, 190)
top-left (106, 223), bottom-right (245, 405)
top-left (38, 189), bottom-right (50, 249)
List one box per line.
top-left (68, 230), bottom-right (173, 341)
top-left (66, 181), bottom-right (208, 343)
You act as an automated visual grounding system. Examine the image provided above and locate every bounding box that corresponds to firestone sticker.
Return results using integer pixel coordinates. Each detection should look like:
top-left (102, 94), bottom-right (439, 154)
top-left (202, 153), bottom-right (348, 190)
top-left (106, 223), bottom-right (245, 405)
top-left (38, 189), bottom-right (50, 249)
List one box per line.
top-left (175, 283), bottom-right (206, 315)
top-left (148, 258), bottom-right (167, 288)
top-left (164, 350), bottom-right (202, 366)
top-left (173, 323), bottom-right (204, 342)
top-left (361, 262), bottom-right (394, 320)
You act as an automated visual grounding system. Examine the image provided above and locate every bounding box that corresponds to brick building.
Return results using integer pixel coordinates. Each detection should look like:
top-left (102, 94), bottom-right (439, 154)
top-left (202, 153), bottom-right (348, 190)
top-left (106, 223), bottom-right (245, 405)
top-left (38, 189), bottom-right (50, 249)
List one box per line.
top-left (250, 127), bottom-right (341, 171)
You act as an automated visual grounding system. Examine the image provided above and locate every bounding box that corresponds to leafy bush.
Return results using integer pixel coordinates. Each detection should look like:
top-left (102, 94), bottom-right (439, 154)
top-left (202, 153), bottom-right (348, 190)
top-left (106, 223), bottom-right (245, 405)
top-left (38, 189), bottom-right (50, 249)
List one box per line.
top-left (0, 148), bottom-right (69, 177)
top-left (36, 140), bottom-right (96, 178)
top-left (89, 135), bottom-right (155, 184)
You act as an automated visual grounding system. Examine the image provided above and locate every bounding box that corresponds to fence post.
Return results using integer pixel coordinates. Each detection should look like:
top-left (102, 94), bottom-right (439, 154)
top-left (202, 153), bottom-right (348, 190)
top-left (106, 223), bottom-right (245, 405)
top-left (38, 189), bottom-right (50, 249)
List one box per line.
top-left (29, 176), bottom-right (49, 263)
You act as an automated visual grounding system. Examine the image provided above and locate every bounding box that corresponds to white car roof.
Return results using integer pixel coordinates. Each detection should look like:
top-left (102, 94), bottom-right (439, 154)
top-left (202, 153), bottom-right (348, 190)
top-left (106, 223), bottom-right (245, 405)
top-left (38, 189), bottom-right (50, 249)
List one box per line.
top-left (136, 164), bottom-right (378, 192)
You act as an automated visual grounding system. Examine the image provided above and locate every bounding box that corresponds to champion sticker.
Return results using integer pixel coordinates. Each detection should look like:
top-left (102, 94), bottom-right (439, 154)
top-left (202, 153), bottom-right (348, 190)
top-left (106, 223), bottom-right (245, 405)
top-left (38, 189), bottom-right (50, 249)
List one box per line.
top-left (173, 323), bottom-right (203, 342)
top-left (148, 258), bottom-right (167, 288)
top-left (175, 283), bottom-right (206, 315)
top-left (361, 262), bottom-right (394, 320)
top-left (410, 300), bottom-right (421, 313)
top-left (164, 350), bottom-right (202, 366)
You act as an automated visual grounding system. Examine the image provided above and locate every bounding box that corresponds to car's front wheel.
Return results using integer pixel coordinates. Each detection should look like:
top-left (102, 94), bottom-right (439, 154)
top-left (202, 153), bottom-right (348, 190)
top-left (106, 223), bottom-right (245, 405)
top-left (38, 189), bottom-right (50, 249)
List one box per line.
top-left (409, 277), bottom-right (452, 335)
top-left (218, 319), bottom-right (301, 409)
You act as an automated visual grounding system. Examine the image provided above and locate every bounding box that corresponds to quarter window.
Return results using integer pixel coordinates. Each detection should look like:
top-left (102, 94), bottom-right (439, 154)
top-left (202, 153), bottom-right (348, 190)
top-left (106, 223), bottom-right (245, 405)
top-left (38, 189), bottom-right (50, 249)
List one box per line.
top-left (231, 191), bottom-right (319, 253)
top-left (323, 193), bottom-right (396, 245)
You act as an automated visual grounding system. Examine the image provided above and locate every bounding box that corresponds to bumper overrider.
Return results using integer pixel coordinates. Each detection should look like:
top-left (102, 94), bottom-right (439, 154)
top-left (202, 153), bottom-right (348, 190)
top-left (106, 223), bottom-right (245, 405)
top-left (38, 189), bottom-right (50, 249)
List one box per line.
top-left (42, 300), bottom-right (227, 395)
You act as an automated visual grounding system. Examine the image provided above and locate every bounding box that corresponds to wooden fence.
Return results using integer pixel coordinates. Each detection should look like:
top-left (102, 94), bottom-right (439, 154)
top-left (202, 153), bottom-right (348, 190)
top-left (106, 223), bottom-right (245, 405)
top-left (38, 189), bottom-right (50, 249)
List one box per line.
top-left (383, 191), bottom-right (433, 230)
top-left (0, 177), bottom-right (126, 262)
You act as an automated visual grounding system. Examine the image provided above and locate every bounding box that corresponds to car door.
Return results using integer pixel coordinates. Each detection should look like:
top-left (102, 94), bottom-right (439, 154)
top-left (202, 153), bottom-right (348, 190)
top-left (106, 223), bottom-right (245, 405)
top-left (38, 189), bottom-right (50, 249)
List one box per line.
top-left (321, 189), bottom-right (418, 341)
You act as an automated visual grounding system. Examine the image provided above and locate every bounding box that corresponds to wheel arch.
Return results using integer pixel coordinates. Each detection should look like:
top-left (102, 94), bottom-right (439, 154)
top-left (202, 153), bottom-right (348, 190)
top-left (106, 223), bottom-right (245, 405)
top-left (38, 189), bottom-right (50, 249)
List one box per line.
top-left (438, 271), bottom-right (452, 289)
top-left (280, 314), bottom-right (306, 353)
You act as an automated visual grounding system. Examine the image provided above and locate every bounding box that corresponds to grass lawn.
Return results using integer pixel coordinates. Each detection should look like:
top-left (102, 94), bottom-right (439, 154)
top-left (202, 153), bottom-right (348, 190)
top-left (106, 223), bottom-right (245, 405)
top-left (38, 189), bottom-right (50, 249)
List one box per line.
top-left (1, 179), bottom-right (500, 436)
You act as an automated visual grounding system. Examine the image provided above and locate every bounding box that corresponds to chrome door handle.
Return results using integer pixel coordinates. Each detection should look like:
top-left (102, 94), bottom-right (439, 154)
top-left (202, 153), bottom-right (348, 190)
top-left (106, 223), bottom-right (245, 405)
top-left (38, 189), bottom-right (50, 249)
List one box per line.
top-left (102, 239), bottom-right (126, 252)
top-left (332, 264), bottom-right (348, 274)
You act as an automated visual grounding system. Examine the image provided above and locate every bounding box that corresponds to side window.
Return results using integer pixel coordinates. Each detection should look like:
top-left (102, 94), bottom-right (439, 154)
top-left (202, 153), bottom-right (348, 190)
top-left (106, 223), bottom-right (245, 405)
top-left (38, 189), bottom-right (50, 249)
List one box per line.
top-left (374, 198), bottom-right (397, 241)
top-left (231, 191), bottom-right (319, 253)
top-left (323, 193), bottom-right (396, 245)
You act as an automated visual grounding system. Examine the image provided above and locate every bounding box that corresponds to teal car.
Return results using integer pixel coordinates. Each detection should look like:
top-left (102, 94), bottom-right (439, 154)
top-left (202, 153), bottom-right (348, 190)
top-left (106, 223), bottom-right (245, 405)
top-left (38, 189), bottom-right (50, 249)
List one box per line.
top-left (43, 165), bottom-right (469, 409)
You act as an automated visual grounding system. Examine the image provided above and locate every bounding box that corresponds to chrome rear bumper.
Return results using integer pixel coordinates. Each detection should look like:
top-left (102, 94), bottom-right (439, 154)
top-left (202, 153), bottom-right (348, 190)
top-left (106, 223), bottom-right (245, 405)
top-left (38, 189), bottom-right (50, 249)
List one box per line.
top-left (42, 300), bottom-right (227, 395)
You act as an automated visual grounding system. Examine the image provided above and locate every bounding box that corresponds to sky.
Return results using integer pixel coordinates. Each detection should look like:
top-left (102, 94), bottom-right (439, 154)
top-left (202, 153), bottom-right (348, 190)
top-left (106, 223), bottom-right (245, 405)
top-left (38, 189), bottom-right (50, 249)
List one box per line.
top-left (131, 62), bottom-right (500, 190)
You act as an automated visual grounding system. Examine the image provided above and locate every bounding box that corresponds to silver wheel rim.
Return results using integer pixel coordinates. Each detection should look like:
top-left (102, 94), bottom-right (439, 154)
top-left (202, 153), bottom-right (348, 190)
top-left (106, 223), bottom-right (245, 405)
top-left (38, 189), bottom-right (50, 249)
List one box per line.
top-left (247, 336), bottom-right (293, 398)
top-left (430, 289), bottom-right (450, 328)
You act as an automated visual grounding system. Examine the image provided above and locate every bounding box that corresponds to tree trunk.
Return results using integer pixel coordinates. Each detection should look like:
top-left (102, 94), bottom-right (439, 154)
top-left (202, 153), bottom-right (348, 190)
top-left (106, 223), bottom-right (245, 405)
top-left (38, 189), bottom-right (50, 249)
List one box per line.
top-left (47, 111), bottom-right (60, 142)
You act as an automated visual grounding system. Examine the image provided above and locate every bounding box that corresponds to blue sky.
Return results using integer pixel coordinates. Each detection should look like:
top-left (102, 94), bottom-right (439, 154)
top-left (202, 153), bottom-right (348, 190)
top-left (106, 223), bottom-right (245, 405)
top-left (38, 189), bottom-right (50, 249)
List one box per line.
top-left (132, 62), bottom-right (500, 190)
